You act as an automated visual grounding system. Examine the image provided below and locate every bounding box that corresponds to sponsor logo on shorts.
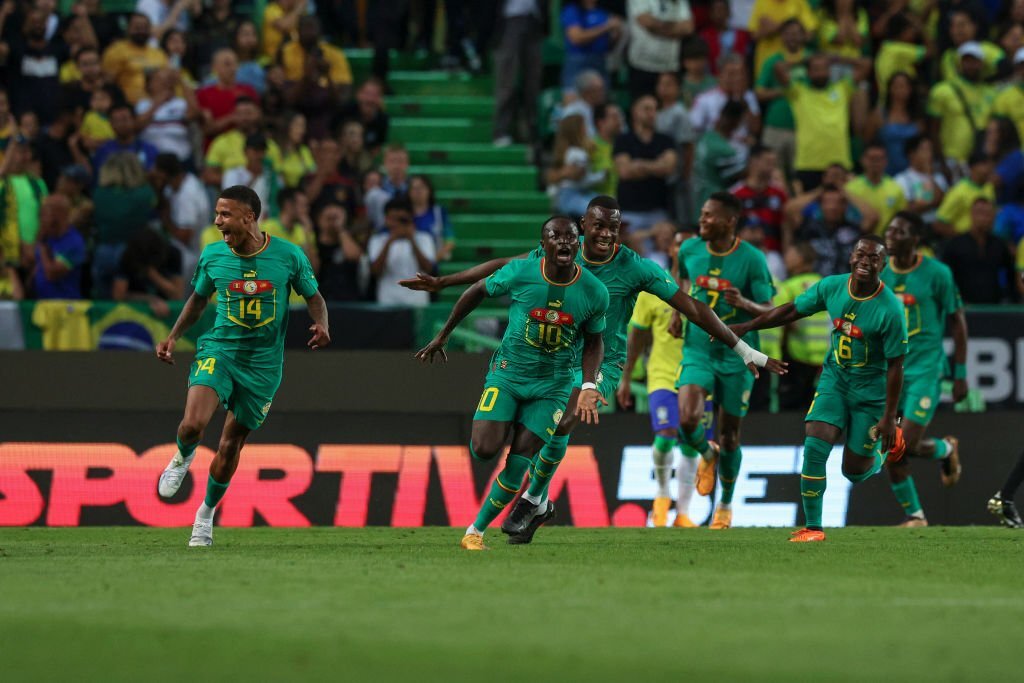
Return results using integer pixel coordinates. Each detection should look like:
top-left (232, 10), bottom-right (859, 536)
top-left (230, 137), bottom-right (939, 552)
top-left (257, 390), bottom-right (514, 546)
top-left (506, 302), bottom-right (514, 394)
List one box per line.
top-left (656, 406), bottom-right (669, 424)
top-left (553, 409), bottom-right (563, 424)
top-left (742, 390), bottom-right (751, 405)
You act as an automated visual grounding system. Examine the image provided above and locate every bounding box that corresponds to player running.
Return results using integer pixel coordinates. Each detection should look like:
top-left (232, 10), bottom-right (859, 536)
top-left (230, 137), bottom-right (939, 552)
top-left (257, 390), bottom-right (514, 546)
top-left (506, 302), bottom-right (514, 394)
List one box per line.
top-left (414, 216), bottom-right (609, 550)
top-left (881, 212), bottom-right (967, 527)
top-left (669, 192), bottom-right (777, 530)
top-left (402, 196), bottom-right (786, 544)
top-left (728, 235), bottom-right (908, 542)
top-left (155, 186), bottom-right (330, 547)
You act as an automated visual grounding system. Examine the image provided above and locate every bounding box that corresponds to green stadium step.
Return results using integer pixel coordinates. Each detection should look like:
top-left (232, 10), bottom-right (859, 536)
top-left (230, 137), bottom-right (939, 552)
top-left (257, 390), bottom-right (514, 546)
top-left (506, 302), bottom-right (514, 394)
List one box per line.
top-left (450, 214), bottom-right (551, 240)
top-left (345, 49), bottom-right (433, 73)
top-left (451, 239), bottom-right (536, 261)
top-left (391, 118), bottom-right (492, 144)
top-left (407, 166), bottom-right (538, 192)
top-left (405, 143), bottom-right (529, 166)
top-left (388, 71), bottom-right (495, 96)
top-left (436, 191), bottom-right (551, 215)
top-left (387, 96), bottom-right (493, 119)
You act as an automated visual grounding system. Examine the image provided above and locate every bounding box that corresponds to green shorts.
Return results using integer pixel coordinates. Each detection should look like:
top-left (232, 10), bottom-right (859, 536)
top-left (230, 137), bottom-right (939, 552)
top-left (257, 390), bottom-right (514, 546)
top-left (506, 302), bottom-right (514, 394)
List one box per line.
top-left (188, 353), bottom-right (281, 431)
top-left (473, 370), bottom-right (571, 442)
top-left (900, 372), bottom-right (941, 426)
top-left (805, 376), bottom-right (884, 457)
top-left (573, 361), bottom-right (622, 400)
top-left (676, 361), bottom-right (754, 418)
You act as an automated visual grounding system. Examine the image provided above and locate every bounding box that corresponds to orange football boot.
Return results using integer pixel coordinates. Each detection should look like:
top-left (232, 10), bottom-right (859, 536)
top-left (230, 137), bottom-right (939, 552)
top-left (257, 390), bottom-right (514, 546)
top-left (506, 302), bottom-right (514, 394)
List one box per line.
top-left (789, 528), bottom-right (826, 543)
top-left (695, 442), bottom-right (720, 496)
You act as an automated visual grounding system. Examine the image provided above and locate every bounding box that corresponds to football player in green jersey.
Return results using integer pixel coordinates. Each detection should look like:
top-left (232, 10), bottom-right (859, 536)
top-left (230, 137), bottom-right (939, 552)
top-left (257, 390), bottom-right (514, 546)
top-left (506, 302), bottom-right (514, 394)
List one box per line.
top-left (670, 192), bottom-right (778, 530)
top-left (730, 235), bottom-right (908, 542)
top-left (414, 216), bottom-right (610, 550)
top-left (402, 195), bottom-right (786, 544)
top-left (882, 212), bottom-right (968, 527)
top-left (155, 186), bottom-right (330, 547)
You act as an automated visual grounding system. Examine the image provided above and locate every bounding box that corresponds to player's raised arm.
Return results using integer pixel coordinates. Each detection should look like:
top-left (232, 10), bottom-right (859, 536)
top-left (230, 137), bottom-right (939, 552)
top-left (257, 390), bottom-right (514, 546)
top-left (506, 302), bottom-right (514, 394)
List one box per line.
top-left (399, 253), bottom-right (529, 293)
top-left (305, 291), bottom-right (331, 350)
top-left (414, 280), bottom-right (489, 363)
top-left (575, 330), bottom-right (608, 425)
top-left (156, 290), bottom-right (211, 364)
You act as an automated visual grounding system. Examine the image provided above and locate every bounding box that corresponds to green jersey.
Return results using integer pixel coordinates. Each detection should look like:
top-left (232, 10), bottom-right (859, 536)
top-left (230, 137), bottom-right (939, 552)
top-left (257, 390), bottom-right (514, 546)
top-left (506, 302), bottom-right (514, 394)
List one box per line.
top-left (794, 274), bottom-right (908, 383)
top-left (485, 258), bottom-right (609, 382)
top-left (881, 255), bottom-right (962, 378)
top-left (678, 237), bottom-right (774, 373)
top-left (191, 234), bottom-right (319, 368)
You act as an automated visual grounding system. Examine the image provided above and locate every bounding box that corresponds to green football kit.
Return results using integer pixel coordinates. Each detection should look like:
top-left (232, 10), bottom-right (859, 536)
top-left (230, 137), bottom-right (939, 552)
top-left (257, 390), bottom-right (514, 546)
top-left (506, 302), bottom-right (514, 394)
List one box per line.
top-left (675, 237), bottom-right (774, 417)
top-left (189, 234), bottom-right (319, 430)
top-left (474, 257), bottom-right (609, 441)
top-left (881, 255), bottom-right (963, 425)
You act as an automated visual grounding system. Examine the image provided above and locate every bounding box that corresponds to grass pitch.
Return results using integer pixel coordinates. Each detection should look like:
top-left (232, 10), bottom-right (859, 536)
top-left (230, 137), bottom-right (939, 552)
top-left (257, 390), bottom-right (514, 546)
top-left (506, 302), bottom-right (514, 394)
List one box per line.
top-left (0, 527), bottom-right (1021, 682)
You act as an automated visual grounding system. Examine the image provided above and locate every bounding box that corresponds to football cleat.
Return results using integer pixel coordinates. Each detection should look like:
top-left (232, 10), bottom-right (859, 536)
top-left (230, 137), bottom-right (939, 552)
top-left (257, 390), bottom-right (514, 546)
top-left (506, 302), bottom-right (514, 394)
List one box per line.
top-left (507, 501), bottom-right (556, 545)
top-left (158, 450), bottom-right (196, 498)
top-left (188, 517), bottom-right (213, 547)
top-left (886, 427), bottom-right (906, 463)
top-left (502, 496), bottom-right (542, 536)
top-left (897, 516), bottom-right (929, 528)
top-left (672, 513), bottom-right (698, 528)
top-left (652, 496), bottom-right (671, 527)
top-left (695, 442), bottom-right (720, 496)
top-left (710, 506), bottom-right (732, 529)
top-left (987, 492), bottom-right (1024, 529)
top-left (940, 436), bottom-right (962, 487)
top-left (461, 533), bottom-right (489, 550)
top-left (789, 528), bottom-right (826, 543)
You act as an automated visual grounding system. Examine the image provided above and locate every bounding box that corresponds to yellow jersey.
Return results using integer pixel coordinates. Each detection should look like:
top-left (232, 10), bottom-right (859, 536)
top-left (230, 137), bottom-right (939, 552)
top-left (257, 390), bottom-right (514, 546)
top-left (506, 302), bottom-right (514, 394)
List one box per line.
top-left (994, 85), bottom-right (1024, 146)
top-left (927, 78), bottom-right (995, 163)
top-left (280, 41), bottom-right (352, 85)
top-left (629, 291), bottom-right (683, 394)
top-left (935, 179), bottom-right (996, 233)
top-left (101, 40), bottom-right (168, 104)
top-left (874, 41), bottom-right (925, 94)
top-left (205, 130), bottom-right (283, 172)
top-left (844, 175), bottom-right (907, 234)
top-left (749, 0), bottom-right (817, 79)
top-left (788, 79), bottom-right (853, 171)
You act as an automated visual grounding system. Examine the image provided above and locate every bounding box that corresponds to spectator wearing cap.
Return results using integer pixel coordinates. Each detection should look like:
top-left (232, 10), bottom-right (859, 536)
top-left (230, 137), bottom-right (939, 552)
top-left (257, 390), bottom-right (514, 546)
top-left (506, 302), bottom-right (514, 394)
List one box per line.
top-left (222, 134), bottom-right (281, 220)
top-left (748, 0), bottom-right (817, 78)
top-left (844, 140), bottom-right (906, 234)
top-left (934, 151), bottom-right (996, 237)
top-left (92, 103), bottom-right (160, 174)
top-left (203, 97), bottom-right (281, 188)
top-left (755, 18), bottom-right (811, 183)
top-left (940, 9), bottom-right (1004, 84)
top-left (368, 197), bottom-right (436, 307)
top-left (492, 0), bottom-right (549, 147)
top-left (101, 13), bottom-right (169, 105)
top-left (626, 0), bottom-right (694, 99)
top-left (152, 153), bottom-right (208, 282)
top-left (689, 54), bottom-right (761, 145)
top-left (993, 47), bottom-right (1024, 144)
top-left (927, 41), bottom-right (996, 179)
top-left (33, 194), bottom-right (85, 300)
top-left (614, 95), bottom-right (677, 234)
top-left (196, 48), bottom-right (260, 141)
top-left (559, 0), bottom-right (621, 92)
top-left (560, 69), bottom-right (606, 138)
top-left (942, 198), bottom-right (1015, 304)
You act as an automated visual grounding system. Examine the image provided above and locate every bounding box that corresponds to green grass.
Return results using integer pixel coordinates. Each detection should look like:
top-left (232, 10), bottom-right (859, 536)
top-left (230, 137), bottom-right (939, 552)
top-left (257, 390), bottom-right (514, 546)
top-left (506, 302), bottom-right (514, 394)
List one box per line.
top-left (1, 527), bottom-right (1021, 682)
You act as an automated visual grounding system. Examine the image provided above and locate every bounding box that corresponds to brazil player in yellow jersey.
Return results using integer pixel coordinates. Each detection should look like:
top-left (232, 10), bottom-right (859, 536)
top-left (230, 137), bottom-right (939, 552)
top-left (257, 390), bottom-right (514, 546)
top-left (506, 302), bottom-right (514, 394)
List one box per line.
top-left (730, 235), bottom-right (908, 542)
top-left (402, 196), bottom-right (786, 543)
top-left (155, 186), bottom-right (330, 547)
top-left (671, 192), bottom-right (777, 530)
top-left (415, 216), bottom-right (609, 550)
top-left (882, 212), bottom-right (967, 527)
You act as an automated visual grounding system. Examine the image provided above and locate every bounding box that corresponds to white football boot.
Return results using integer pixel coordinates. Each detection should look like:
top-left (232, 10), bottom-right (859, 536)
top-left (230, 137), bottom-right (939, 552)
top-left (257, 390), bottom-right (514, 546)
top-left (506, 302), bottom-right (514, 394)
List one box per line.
top-left (188, 517), bottom-right (214, 547)
top-left (158, 450), bottom-right (196, 498)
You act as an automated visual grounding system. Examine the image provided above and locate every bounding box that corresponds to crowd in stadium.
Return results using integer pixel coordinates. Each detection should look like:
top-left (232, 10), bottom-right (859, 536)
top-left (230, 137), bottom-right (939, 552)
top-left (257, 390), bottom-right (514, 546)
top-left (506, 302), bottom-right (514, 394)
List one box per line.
top-left (0, 0), bottom-right (1022, 314)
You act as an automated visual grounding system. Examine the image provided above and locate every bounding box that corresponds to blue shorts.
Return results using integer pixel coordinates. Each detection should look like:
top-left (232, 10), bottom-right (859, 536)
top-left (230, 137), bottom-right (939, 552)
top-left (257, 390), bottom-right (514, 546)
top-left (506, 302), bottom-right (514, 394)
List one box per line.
top-left (649, 389), bottom-right (679, 434)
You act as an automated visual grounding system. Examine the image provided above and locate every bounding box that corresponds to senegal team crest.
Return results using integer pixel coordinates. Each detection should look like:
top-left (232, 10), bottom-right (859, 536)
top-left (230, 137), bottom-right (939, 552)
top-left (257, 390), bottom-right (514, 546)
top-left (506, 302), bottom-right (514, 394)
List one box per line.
top-left (243, 281), bottom-right (259, 295)
top-left (553, 409), bottom-right (563, 424)
top-left (545, 310), bottom-right (560, 323)
top-left (920, 397), bottom-right (932, 410)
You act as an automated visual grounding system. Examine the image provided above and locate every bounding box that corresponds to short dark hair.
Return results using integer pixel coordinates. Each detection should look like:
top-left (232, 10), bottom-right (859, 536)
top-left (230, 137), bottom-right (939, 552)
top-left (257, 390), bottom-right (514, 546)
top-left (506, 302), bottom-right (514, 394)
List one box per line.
top-left (220, 185), bottom-right (261, 218)
top-left (749, 144), bottom-right (773, 159)
top-left (657, 70), bottom-right (681, 85)
top-left (891, 210), bottom-right (925, 237)
top-left (110, 102), bottom-right (134, 117)
top-left (278, 187), bottom-right (303, 208)
top-left (593, 102), bottom-right (617, 124)
top-left (820, 183), bottom-right (843, 195)
top-left (74, 45), bottom-right (99, 62)
top-left (779, 17), bottom-right (806, 33)
top-left (903, 133), bottom-right (929, 158)
top-left (972, 196), bottom-right (995, 208)
top-left (858, 233), bottom-right (887, 250)
top-left (541, 214), bottom-right (577, 236)
top-left (968, 150), bottom-right (991, 167)
top-left (154, 152), bottom-right (182, 176)
top-left (719, 100), bottom-right (747, 127)
top-left (245, 133), bottom-right (267, 150)
top-left (681, 36), bottom-right (709, 60)
top-left (235, 95), bottom-right (257, 108)
top-left (863, 139), bottom-right (887, 154)
top-left (587, 195), bottom-right (620, 212)
top-left (128, 11), bottom-right (150, 24)
top-left (707, 191), bottom-right (742, 217)
top-left (384, 196), bottom-right (413, 215)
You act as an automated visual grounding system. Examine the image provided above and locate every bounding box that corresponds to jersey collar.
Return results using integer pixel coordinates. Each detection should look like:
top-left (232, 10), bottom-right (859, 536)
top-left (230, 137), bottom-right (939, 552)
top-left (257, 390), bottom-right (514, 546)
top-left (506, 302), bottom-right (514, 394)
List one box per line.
top-left (540, 258), bottom-right (582, 286)
top-left (706, 237), bottom-right (739, 257)
top-left (888, 253), bottom-right (922, 274)
top-left (581, 243), bottom-right (620, 265)
top-left (847, 277), bottom-right (884, 301)
top-left (231, 232), bottom-right (271, 258)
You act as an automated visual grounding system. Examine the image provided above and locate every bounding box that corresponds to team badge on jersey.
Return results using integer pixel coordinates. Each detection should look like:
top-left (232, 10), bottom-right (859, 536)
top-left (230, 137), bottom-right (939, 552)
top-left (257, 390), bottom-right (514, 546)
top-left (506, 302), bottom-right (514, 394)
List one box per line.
top-left (833, 319), bottom-right (864, 338)
top-left (530, 308), bottom-right (575, 325)
top-left (696, 275), bottom-right (733, 291)
top-left (229, 280), bottom-right (273, 295)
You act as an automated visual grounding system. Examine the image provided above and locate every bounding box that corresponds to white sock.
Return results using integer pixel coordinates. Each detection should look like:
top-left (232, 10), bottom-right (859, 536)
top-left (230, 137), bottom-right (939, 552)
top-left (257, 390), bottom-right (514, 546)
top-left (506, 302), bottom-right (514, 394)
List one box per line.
top-left (676, 456), bottom-right (699, 515)
top-left (465, 524), bottom-right (483, 537)
top-left (521, 491), bottom-right (541, 505)
top-left (910, 510), bottom-right (925, 520)
top-left (196, 503), bottom-right (216, 521)
top-left (653, 447), bottom-right (673, 498)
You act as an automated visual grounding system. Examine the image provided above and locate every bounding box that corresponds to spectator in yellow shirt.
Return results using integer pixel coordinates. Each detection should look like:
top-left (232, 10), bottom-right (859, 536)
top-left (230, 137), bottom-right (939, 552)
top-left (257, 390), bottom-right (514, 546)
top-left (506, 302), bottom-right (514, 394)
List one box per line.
top-left (927, 42), bottom-right (996, 177)
top-left (993, 48), bottom-right (1024, 144)
top-left (279, 16), bottom-right (352, 94)
top-left (934, 151), bottom-right (996, 237)
top-left (940, 10), bottom-right (1003, 84)
top-left (202, 97), bottom-right (281, 187)
top-left (749, 0), bottom-right (817, 77)
top-left (101, 13), bottom-right (169, 104)
top-left (262, 0), bottom-right (305, 61)
top-left (844, 140), bottom-right (907, 234)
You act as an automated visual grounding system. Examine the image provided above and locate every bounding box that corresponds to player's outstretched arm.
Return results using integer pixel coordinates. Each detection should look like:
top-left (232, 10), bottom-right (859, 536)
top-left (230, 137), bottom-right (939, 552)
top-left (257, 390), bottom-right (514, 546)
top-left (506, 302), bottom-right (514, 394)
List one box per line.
top-left (576, 331), bottom-right (608, 425)
top-left (874, 355), bottom-right (905, 453)
top-left (155, 291), bottom-right (210, 364)
top-left (398, 253), bottom-right (528, 293)
top-left (305, 291), bottom-right (331, 350)
top-left (950, 309), bottom-right (969, 402)
top-left (414, 280), bottom-right (488, 363)
top-left (730, 302), bottom-right (805, 337)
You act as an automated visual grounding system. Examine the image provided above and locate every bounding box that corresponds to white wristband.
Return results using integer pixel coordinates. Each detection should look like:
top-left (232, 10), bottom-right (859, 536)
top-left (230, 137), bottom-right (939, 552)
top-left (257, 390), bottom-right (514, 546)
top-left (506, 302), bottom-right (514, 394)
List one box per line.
top-left (732, 339), bottom-right (768, 368)
top-left (581, 382), bottom-right (598, 391)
